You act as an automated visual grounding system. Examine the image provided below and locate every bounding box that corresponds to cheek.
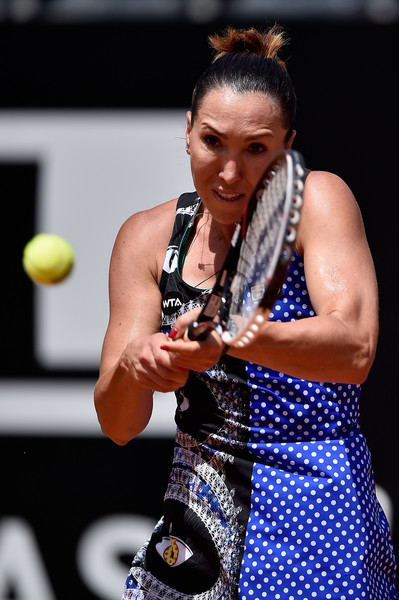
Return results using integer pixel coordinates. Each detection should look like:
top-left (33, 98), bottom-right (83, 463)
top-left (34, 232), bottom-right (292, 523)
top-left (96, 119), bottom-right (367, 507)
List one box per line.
top-left (190, 151), bottom-right (216, 180)
top-left (251, 150), bottom-right (283, 181)
top-left (248, 163), bottom-right (270, 188)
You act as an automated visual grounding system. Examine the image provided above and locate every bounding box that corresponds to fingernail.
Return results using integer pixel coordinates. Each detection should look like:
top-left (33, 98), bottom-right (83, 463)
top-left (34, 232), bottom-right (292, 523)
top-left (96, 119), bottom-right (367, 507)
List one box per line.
top-left (168, 327), bottom-right (178, 340)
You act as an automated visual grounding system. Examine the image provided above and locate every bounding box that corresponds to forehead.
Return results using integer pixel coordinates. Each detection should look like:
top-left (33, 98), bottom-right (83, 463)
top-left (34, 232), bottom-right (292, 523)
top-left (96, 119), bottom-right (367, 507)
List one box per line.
top-left (195, 88), bottom-right (283, 132)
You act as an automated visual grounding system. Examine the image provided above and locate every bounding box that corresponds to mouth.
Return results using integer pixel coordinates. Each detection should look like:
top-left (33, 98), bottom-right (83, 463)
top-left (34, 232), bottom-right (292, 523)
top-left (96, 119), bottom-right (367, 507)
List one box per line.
top-left (213, 190), bottom-right (244, 203)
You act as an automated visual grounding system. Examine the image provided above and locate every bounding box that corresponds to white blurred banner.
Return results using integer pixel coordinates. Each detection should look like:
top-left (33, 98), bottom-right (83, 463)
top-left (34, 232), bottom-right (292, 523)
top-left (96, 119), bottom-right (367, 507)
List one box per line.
top-left (0, 110), bottom-right (193, 370)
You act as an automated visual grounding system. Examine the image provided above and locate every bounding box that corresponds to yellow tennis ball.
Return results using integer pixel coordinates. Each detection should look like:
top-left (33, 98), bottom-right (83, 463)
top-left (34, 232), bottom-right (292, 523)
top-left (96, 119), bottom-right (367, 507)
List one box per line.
top-left (22, 233), bottom-right (75, 285)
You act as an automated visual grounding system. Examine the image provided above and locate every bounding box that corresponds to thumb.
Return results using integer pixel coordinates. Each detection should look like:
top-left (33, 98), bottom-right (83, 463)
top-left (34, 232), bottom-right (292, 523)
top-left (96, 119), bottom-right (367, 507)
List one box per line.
top-left (170, 307), bottom-right (203, 340)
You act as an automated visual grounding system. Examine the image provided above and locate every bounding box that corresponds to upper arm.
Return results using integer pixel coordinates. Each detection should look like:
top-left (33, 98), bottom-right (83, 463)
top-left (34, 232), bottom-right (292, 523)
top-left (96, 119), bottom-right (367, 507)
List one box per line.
top-left (99, 200), bottom-right (177, 375)
top-left (298, 171), bottom-right (379, 351)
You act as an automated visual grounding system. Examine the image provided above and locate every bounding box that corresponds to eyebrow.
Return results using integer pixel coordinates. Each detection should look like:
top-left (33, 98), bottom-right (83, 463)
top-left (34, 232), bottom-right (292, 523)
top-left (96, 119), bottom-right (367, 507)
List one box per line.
top-left (201, 123), bottom-right (274, 140)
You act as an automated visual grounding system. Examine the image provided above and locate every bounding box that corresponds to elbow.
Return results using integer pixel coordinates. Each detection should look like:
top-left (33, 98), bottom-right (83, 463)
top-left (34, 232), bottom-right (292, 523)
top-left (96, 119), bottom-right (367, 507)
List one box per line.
top-left (351, 337), bottom-right (377, 384)
top-left (101, 426), bottom-right (133, 446)
top-left (98, 416), bottom-right (145, 445)
top-left (94, 397), bottom-right (151, 446)
top-left (97, 414), bottom-right (145, 446)
top-left (353, 364), bottom-right (372, 386)
top-left (94, 404), bottom-right (135, 447)
top-left (93, 385), bottom-right (144, 446)
top-left (93, 373), bottom-right (153, 446)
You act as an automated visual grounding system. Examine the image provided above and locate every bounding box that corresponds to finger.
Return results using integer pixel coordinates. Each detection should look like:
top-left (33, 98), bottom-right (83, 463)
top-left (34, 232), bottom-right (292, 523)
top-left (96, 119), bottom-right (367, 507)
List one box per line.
top-left (172, 307), bottom-right (203, 340)
top-left (160, 339), bottom-right (224, 372)
top-left (135, 362), bottom-right (188, 392)
top-left (162, 331), bottom-right (224, 354)
top-left (160, 339), bottom-right (201, 354)
top-left (131, 342), bottom-right (189, 391)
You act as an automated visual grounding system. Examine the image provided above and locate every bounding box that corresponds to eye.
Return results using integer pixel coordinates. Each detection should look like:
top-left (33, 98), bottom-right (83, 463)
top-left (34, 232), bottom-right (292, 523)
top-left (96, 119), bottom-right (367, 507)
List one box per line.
top-left (204, 134), bottom-right (220, 148)
top-left (248, 142), bottom-right (267, 154)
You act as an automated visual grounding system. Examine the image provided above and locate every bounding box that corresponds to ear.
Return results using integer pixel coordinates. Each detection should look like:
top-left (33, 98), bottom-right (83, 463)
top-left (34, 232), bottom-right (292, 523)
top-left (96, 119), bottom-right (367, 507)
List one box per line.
top-left (186, 111), bottom-right (192, 150)
top-left (285, 130), bottom-right (296, 149)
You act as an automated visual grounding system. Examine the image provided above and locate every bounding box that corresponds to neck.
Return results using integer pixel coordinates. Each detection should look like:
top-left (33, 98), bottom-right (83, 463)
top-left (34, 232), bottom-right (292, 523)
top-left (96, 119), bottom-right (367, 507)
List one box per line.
top-left (182, 208), bottom-right (231, 288)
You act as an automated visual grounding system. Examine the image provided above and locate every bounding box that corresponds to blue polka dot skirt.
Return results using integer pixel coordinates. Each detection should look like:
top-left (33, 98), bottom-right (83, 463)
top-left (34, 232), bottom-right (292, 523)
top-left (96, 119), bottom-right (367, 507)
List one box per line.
top-left (122, 251), bottom-right (397, 599)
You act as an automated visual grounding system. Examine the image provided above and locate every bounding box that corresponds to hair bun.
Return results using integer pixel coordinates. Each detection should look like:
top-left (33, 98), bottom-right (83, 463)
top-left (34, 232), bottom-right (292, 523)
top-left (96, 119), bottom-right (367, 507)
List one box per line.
top-left (209, 25), bottom-right (288, 71)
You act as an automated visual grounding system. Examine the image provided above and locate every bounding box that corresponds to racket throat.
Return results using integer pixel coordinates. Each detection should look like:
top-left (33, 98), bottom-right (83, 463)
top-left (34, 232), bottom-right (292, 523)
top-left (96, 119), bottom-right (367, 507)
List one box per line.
top-left (189, 271), bottom-right (232, 340)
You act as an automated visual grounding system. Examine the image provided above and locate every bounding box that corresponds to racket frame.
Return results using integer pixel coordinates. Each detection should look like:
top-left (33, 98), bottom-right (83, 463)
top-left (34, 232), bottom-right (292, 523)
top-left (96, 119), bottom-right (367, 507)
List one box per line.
top-left (188, 149), bottom-right (306, 347)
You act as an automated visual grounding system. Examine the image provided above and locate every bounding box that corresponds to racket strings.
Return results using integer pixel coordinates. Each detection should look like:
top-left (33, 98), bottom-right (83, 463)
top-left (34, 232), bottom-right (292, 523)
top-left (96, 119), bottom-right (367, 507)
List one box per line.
top-left (230, 163), bottom-right (289, 313)
top-left (188, 150), bottom-right (305, 344)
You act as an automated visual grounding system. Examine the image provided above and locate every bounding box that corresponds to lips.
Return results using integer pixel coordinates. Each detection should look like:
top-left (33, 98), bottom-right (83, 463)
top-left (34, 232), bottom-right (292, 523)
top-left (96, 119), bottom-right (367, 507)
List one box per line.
top-left (214, 190), bottom-right (243, 202)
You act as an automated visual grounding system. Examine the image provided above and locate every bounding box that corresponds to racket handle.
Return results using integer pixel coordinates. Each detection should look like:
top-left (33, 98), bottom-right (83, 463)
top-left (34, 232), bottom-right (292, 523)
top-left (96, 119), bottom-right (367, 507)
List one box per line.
top-left (187, 320), bottom-right (222, 341)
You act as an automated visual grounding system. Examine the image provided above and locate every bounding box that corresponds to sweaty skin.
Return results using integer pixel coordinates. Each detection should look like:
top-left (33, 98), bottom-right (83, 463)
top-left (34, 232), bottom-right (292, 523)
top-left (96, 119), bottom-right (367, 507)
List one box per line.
top-left (94, 92), bottom-right (378, 446)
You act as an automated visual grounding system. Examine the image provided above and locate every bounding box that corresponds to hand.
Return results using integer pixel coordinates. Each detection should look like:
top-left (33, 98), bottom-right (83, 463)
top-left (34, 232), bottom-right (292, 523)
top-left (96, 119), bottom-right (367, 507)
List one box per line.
top-left (124, 332), bottom-right (190, 392)
top-left (160, 309), bottom-right (226, 372)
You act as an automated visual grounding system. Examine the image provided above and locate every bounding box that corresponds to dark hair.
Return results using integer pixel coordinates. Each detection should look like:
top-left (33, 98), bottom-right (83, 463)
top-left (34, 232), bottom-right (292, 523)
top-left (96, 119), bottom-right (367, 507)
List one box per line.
top-left (190, 26), bottom-right (297, 141)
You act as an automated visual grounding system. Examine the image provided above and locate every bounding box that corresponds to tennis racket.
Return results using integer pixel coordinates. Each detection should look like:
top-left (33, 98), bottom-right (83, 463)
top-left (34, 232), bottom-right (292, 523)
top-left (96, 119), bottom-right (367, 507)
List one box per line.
top-left (187, 149), bottom-right (306, 348)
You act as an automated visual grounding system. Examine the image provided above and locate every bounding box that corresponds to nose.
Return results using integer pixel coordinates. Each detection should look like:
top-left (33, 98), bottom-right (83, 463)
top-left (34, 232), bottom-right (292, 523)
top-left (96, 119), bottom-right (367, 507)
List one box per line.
top-left (219, 155), bottom-right (243, 185)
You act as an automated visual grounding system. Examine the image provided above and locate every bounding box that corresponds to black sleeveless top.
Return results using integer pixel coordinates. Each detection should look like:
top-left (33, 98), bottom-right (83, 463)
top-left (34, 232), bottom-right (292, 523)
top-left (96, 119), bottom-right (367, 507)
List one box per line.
top-left (160, 192), bottom-right (208, 332)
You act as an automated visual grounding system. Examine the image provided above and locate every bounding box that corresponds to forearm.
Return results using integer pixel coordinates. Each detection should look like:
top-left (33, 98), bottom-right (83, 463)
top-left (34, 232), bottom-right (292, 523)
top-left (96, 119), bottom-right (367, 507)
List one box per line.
top-left (94, 356), bottom-right (153, 446)
top-left (228, 314), bottom-right (376, 384)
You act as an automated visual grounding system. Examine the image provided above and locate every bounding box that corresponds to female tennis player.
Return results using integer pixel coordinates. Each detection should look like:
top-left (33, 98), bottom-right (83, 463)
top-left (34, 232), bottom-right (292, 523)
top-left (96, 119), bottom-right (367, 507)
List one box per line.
top-left (94, 25), bottom-right (397, 600)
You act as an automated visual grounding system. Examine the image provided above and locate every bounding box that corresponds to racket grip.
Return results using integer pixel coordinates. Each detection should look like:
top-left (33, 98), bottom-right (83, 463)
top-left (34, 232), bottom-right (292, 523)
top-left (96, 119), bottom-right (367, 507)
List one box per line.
top-left (187, 320), bottom-right (221, 341)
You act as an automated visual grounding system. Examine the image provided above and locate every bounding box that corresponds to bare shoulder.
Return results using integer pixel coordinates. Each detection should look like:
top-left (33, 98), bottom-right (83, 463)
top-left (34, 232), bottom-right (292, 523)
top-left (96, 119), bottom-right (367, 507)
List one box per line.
top-left (112, 198), bottom-right (178, 282)
top-left (304, 170), bottom-right (356, 203)
top-left (297, 169), bottom-right (366, 253)
top-left (116, 198), bottom-right (178, 246)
